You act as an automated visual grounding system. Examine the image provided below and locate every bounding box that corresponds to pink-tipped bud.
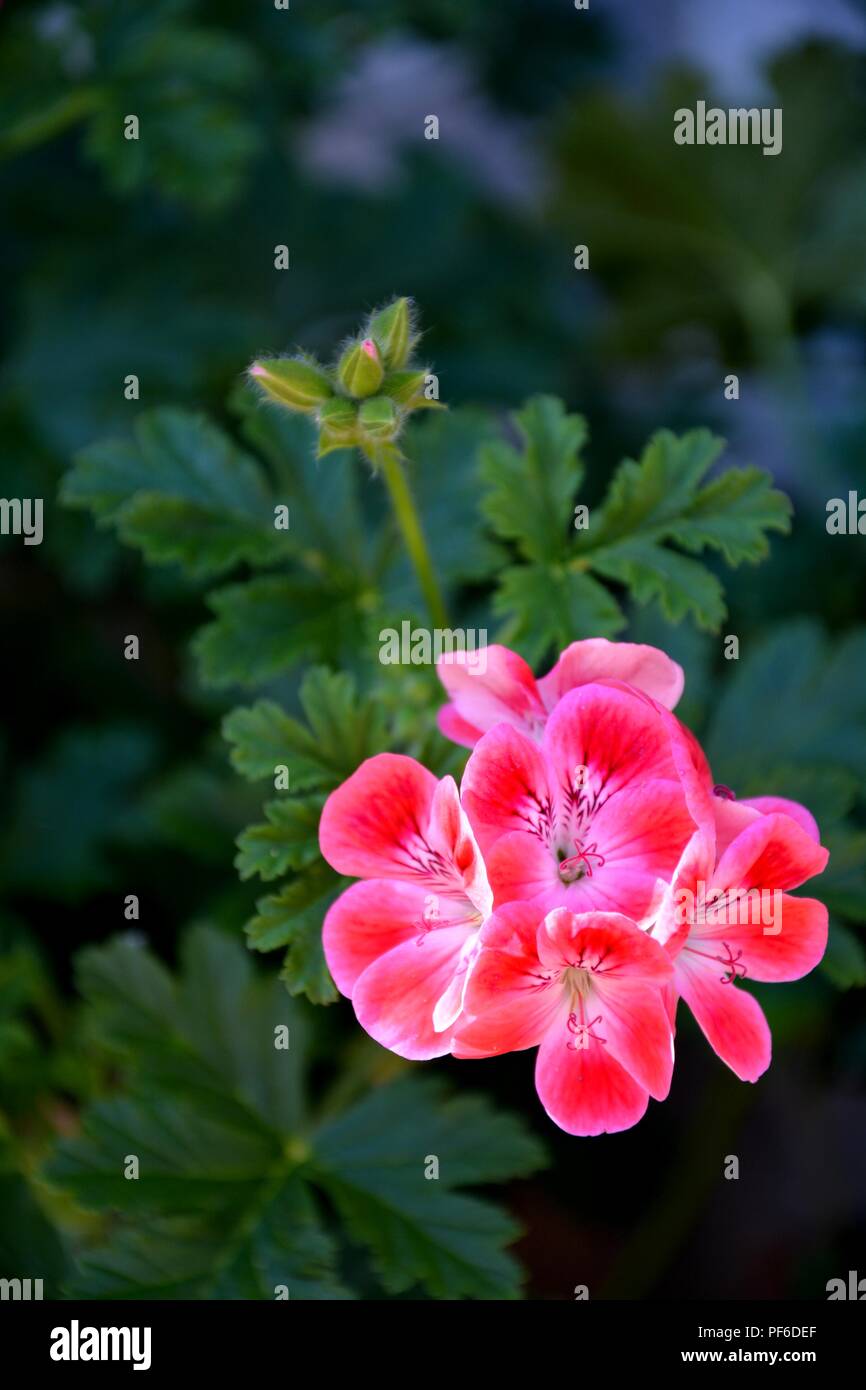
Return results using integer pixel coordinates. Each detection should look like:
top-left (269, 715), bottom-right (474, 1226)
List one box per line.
top-left (248, 357), bottom-right (334, 412)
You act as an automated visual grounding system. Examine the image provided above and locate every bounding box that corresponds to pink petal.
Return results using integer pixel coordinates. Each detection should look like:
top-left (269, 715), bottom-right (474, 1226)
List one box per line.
top-left (535, 1021), bottom-right (650, 1135)
top-left (675, 949), bottom-right (771, 1082)
top-left (436, 704), bottom-right (483, 749)
top-left (461, 721), bottom-right (554, 857)
top-left (652, 829), bottom-right (715, 954)
top-left (689, 892), bottom-right (828, 983)
top-left (484, 829), bottom-right (558, 905)
top-left (436, 644), bottom-right (545, 743)
top-left (323, 879), bottom-right (429, 995)
top-left (426, 776), bottom-right (493, 918)
top-left (542, 683), bottom-right (680, 810)
top-left (589, 776), bottom-right (695, 892)
top-left (712, 797), bottom-right (760, 856)
top-left (590, 977), bottom-right (675, 1100)
top-left (537, 909), bottom-right (674, 985)
top-left (351, 924), bottom-right (472, 1060)
top-left (741, 795), bottom-right (820, 843)
top-left (453, 902), bottom-right (566, 1058)
top-left (319, 753), bottom-right (437, 879)
top-left (537, 638), bottom-right (684, 712)
top-left (713, 813), bottom-right (829, 894)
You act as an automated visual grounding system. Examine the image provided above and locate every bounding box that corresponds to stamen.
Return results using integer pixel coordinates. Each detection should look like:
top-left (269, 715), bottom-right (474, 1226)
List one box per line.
top-left (716, 940), bottom-right (747, 983)
top-left (713, 784), bottom-right (737, 801)
top-left (558, 838), bottom-right (606, 882)
top-left (566, 1011), bottom-right (606, 1050)
top-left (414, 897), bottom-right (480, 945)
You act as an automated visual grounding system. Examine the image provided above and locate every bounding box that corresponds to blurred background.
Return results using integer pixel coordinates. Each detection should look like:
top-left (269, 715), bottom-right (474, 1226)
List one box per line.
top-left (1, 0), bottom-right (865, 1299)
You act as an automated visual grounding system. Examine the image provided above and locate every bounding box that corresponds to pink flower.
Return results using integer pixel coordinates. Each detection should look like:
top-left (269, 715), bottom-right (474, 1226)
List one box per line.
top-left (436, 638), bottom-right (684, 748)
top-left (319, 753), bottom-right (492, 1059)
top-left (652, 809), bottom-right (829, 1082)
top-left (460, 682), bottom-right (697, 923)
top-left (454, 905), bottom-right (675, 1135)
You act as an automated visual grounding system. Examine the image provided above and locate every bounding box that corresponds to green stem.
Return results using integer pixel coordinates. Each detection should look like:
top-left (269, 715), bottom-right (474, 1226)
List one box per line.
top-left (0, 87), bottom-right (102, 160)
top-left (378, 446), bottom-right (448, 628)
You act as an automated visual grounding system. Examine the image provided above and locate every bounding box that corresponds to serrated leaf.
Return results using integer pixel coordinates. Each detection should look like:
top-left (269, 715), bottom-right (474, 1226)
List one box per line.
top-left (194, 576), bottom-right (365, 687)
top-left (575, 429), bottom-right (790, 631)
top-left (77, 927), bottom-right (306, 1135)
top-left (590, 538), bottom-right (726, 629)
top-left (223, 670), bottom-right (391, 790)
top-left (493, 562), bottom-right (625, 665)
top-left (232, 387), bottom-right (373, 580)
top-left (246, 863), bottom-right (343, 1006)
top-left (297, 667), bottom-right (390, 780)
top-left (236, 799), bottom-right (324, 881)
top-left (479, 395), bottom-right (587, 564)
top-left (669, 467), bottom-right (793, 565)
top-left (312, 1079), bottom-right (546, 1299)
top-left (62, 408), bottom-right (289, 579)
top-left (581, 429), bottom-right (725, 548)
top-left (222, 700), bottom-right (324, 787)
top-left (46, 928), bottom-right (543, 1299)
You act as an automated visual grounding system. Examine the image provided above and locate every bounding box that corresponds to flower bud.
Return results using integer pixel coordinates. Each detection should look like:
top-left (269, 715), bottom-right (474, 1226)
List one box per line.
top-left (317, 397), bottom-right (358, 455)
top-left (337, 338), bottom-right (384, 399)
top-left (366, 298), bottom-right (414, 370)
top-left (249, 357), bottom-right (333, 413)
top-left (381, 369), bottom-right (426, 405)
top-left (358, 396), bottom-right (399, 445)
top-left (382, 370), bottom-right (445, 411)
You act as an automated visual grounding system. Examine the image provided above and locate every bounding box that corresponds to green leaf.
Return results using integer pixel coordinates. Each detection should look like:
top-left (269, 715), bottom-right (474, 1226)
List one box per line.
top-left (194, 576), bottom-right (367, 687)
top-left (76, 927), bottom-right (306, 1135)
top-left (669, 467), bottom-right (794, 566)
top-left (246, 863), bottom-right (344, 1006)
top-left (236, 799), bottom-right (324, 882)
top-left (590, 539), bottom-right (726, 629)
top-left (62, 408), bottom-right (289, 579)
top-left (223, 700), bottom-right (321, 786)
top-left (312, 1079), bottom-right (546, 1299)
top-left (46, 928), bottom-right (544, 1299)
top-left (479, 395), bottom-right (587, 564)
top-left (705, 622), bottom-right (866, 785)
top-left (223, 670), bottom-right (391, 791)
top-left (576, 429), bottom-right (791, 630)
top-left (493, 562), bottom-right (625, 665)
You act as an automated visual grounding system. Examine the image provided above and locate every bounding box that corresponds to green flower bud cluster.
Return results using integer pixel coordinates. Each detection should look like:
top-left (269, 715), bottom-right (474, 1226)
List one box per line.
top-left (248, 297), bottom-right (442, 462)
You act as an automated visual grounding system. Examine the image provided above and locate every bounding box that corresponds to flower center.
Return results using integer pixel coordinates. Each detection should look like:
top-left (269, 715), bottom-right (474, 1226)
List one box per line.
top-left (557, 838), bottom-right (605, 884)
top-left (562, 965), bottom-right (593, 1001)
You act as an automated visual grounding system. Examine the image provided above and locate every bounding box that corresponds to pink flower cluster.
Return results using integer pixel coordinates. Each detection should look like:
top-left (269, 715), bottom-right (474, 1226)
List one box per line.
top-left (319, 640), bottom-right (830, 1135)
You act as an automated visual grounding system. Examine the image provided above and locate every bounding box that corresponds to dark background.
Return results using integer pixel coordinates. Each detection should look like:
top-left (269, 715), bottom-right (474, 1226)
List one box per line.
top-left (1, 0), bottom-right (865, 1299)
